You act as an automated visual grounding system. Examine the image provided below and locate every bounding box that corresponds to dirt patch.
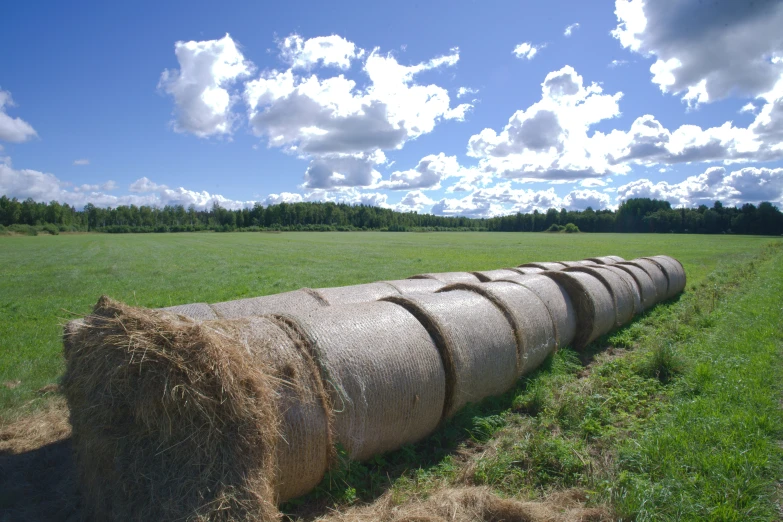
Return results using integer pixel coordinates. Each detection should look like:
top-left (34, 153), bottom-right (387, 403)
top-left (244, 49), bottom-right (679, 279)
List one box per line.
top-left (3, 380), bottom-right (21, 390)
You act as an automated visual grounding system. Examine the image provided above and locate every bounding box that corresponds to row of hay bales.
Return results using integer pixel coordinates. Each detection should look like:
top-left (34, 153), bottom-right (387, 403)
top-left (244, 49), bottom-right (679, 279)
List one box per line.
top-left (61, 254), bottom-right (685, 521)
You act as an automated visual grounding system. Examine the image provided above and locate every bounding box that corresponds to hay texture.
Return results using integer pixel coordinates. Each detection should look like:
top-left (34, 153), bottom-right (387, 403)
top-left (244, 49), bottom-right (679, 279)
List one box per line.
top-left (210, 288), bottom-right (326, 318)
top-left (440, 282), bottom-right (556, 376)
top-left (408, 272), bottom-right (481, 284)
top-left (543, 271), bottom-right (615, 349)
top-left (644, 255), bottom-right (687, 298)
top-left (281, 301), bottom-right (445, 462)
top-left (62, 297), bottom-right (283, 522)
top-left (159, 302), bottom-right (218, 320)
top-left (518, 261), bottom-right (568, 271)
top-left (384, 290), bottom-right (518, 418)
top-left (619, 259), bottom-right (668, 304)
top-left (612, 262), bottom-right (658, 311)
top-left (592, 264), bottom-right (643, 316)
top-left (584, 256), bottom-right (622, 265)
top-left (558, 261), bottom-right (589, 268)
top-left (496, 274), bottom-right (577, 349)
top-left (564, 266), bottom-right (636, 326)
top-left (383, 278), bottom-right (446, 294)
top-left (514, 266), bottom-right (545, 275)
top-left (471, 268), bottom-right (528, 282)
top-left (312, 282), bottom-right (399, 305)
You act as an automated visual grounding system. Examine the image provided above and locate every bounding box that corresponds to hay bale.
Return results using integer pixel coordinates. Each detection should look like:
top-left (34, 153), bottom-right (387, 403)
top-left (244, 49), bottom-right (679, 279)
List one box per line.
top-left (644, 255), bottom-right (687, 298)
top-left (591, 264), bottom-right (643, 316)
top-left (543, 271), bottom-right (615, 349)
top-left (383, 290), bottom-right (518, 418)
top-left (618, 259), bottom-right (668, 303)
top-left (408, 272), bottom-right (481, 284)
top-left (496, 274), bottom-right (577, 349)
top-left (280, 301), bottom-right (446, 462)
top-left (471, 268), bottom-right (529, 282)
top-left (583, 256), bottom-right (623, 265)
top-left (558, 261), bottom-right (588, 268)
top-left (607, 255), bottom-right (626, 263)
top-left (439, 282), bottom-right (556, 376)
top-left (312, 282), bottom-right (399, 305)
top-left (159, 302), bottom-right (218, 320)
top-left (515, 266), bottom-right (545, 275)
top-left (518, 261), bottom-right (568, 271)
top-left (62, 297), bottom-right (284, 521)
top-left (210, 288), bottom-right (327, 318)
top-left (576, 266), bottom-right (641, 322)
top-left (383, 278), bottom-right (446, 294)
top-left (612, 263), bottom-right (658, 311)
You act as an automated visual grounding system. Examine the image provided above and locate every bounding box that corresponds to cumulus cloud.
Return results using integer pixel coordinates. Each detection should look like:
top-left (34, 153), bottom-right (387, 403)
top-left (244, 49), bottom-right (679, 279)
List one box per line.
top-left (159, 34), bottom-right (253, 137)
top-left (262, 187), bottom-right (388, 207)
top-left (0, 89), bottom-right (38, 143)
top-left (612, 0), bottom-right (783, 105)
top-left (564, 23), bottom-right (580, 37)
top-left (379, 153), bottom-right (478, 191)
top-left (279, 34), bottom-right (364, 70)
top-left (394, 190), bottom-right (436, 212)
top-left (73, 159), bottom-right (90, 166)
top-left (457, 86), bottom-right (478, 99)
top-left (512, 42), bottom-right (545, 60)
top-left (129, 176), bottom-right (169, 193)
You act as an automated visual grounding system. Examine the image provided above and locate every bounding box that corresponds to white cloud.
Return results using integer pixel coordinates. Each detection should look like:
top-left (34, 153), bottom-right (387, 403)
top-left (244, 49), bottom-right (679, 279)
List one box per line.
top-left (279, 34), bottom-right (364, 70)
top-left (262, 187), bottom-right (389, 208)
top-left (394, 190), bottom-right (436, 212)
top-left (159, 34), bottom-right (253, 137)
top-left (380, 153), bottom-right (481, 191)
top-left (612, 0), bottom-right (783, 105)
top-left (73, 159), bottom-right (90, 166)
top-left (513, 42), bottom-right (545, 60)
top-left (457, 86), bottom-right (478, 99)
top-left (564, 23), bottom-right (580, 37)
top-left (608, 59), bottom-right (628, 68)
top-left (0, 89), bottom-right (38, 143)
top-left (740, 103), bottom-right (757, 114)
top-left (129, 176), bottom-right (169, 193)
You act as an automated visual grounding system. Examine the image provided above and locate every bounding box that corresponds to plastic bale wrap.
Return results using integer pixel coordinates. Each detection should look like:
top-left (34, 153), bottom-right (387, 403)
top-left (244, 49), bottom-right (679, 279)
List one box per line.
top-left (61, 297), bottom-right (284, 522)
top-left (408, 272), bottom-right (481, 284)
top-left (518, 261), bottom-right (568, 271)
top-left (159, 302), bottom-right (218, 320)
top-left (312, 282), bottom-right (399, 305)
top-left (211, 289), bottom-right (327, 318)
top-left (619, 259), bottom-right (668, 304)
top-left (383, 278), bottom-right (446, 294)
top-left (383, 290), bottom-right (518, 419)
top-left (612, 263), bottom-right (658, 311)
top-left (542, 271), bottom-right (615, 350)
top-left (280, 301), bottom-right (446, 462)
top-left (563, 267), bottom-right (636, 327)
top-left (471, 268), bottom-right (528, 282)
top-left (439, 282), bottom-right (557, 376)
top-left (496, 274), bottom-right (577, 349)
top-left (591, 265), bottom-right (643, 316)
top-left (644, 255), bottom-right (686, 299)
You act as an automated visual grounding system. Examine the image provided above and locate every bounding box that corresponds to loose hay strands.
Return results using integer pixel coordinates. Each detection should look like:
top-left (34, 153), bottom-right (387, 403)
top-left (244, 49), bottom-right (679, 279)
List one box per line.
top-left (543, 271), bottom-right (615, 350)
top-left (591, 264), bottom-right (643, 316)
top-left (612, 262), bottom-right (658, 311)
top-left (644, 255), bottom-right (687, 298)
top-left (280, 301), bottom-right (446, 462)
top-left (584, 256), bottom-right (623, 265)
top-left (618, 259), bottom-right (668, 304)
top-left (210, 289), bottom-right (327, 318)
top-left (496, 274), bottom-right (577, 349)
top-left (311, 282), bottom-right (399, 305)
top-left (439, 282), bottom-right (557, 377)
top-left (471, 268), bottom-right (529, 282)
top-left (563, 266), bottom-right (636, 327)
top-left (62, 297), bottom-right (282, 522)
top-left (518, 261), bottom-right (568, 271)
top-left (384, 290), bottom-right (518, 419)
top-left (408, 272), bottom-right (481, 284)
top-left (159, 302), bottom-right (219, 320)
top-left (383, 278), bottom-right (446, 294)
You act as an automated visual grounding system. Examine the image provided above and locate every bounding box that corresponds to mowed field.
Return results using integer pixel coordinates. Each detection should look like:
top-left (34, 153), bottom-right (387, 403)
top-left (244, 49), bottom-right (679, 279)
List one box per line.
top-left (0, 230), bottom-right (775, 414)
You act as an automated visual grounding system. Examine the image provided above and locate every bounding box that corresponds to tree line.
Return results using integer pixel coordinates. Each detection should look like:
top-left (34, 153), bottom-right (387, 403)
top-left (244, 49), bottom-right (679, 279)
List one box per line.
top-left (0, 195), bottom-right (782, 235)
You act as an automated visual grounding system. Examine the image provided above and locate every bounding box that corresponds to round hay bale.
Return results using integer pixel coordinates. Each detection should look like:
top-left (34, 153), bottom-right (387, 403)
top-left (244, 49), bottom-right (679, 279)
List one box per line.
top-left (408, 272), bottom-right (481, 284)
top-left (61, 297), bottom-right (283, 521)
top-left (471, 268), bottom-right (528, 282)
top-left (515, 266), bottom-right (545, 275)
top-left (563, 266), bottom-right (636, 326)
top-left (383, 290), bottom-right (518, 418)
top-left (612, 263), bottom-right (658, 311)
top-left (618, 259), bottom-right (668, 303)
top-left (312, 282), bottom-right (399, 305)
top-left (383, 278), bottom-right (446, 294)
top-left (558, 261), bottom-right (588, 268)
top-left (210, 288), bottom-right (327, 318)
top-left (543, 271), bottom-right (615, 349)
top-left (644, 255), bottom-right (686, 298)
top-left (607, 255), bottom-right (626, 263)
top-left (439, 282), bottom-right (556, 376)
top-left (518, 261), bottom-right (568, 271)
top-left (588, 265), bottom-right (643, 318)
top-left (280, 301), bottom-right (446, 462)
top-left (583, 256), bottom-right (621, 265)
top-left (159, 302), bottom-right (218, 320)
top-left (496, 274), bottom-right (577, 349)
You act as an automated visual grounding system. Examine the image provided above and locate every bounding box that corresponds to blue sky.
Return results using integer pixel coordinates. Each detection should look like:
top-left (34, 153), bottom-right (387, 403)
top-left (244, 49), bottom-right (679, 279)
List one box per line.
top-left (2, 0), bottom-right (782, 216)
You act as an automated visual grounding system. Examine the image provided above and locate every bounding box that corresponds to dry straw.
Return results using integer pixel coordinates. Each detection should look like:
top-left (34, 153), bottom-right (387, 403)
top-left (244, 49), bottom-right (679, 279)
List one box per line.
top-left (619, 259), bottom-right (668, 303)
top-left (471, 268), bottom-right (529, 282)
top-left (584, 255), bottom-right (623, 265)
top-left (210, 288), bottom-right (327, 318)
top-left (644, 255), bottom-right (687, 298)
top-left (543, 271), bottom-right (615, 349)
top-left (518, 261), bottom-right (568, 271)
top-left (497, 274), bottom-right (577, 349)
top-left (612, 262), bottom-right (658, 311)
top-left (514, 266), bottom-right (545, 275)
top-left (62, 297), bottom-right (283, 522)
top-left (439, 282), bottom-right (557, 376)
top-left (408, 272), bottom-right (481, 284)
top-left (591, 264), bottom-right (643, 316)
top-left (383, 278), bottom-right (446, 294)
top-left (159, 302), bottom-right (218, 320)
top-left (312, 282), bottom-right (400, 305)
top-left (383, 290), bottom-right (518, 419)
top-left (564, 266), bottom-right (636, 326)
top-left (558, 261), bottom-right (590, 268)
top-left (280, 301), bottom-right (446, 462)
